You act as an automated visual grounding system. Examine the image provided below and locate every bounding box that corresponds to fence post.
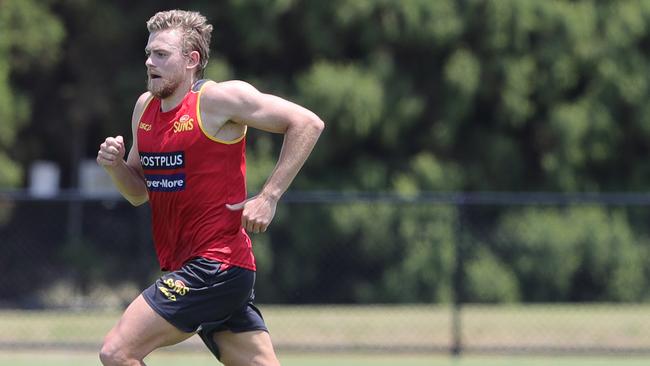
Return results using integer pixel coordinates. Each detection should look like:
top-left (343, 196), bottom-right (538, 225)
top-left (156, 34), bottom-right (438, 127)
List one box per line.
top-left (450, 201), bottom-right (465, 356)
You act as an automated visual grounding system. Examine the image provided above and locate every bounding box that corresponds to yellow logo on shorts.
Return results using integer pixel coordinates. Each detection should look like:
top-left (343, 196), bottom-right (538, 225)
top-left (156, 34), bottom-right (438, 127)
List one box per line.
top-left (158, 278), bottom-right (190, 301)
top-left (158, 286), bottom-right (176, 301)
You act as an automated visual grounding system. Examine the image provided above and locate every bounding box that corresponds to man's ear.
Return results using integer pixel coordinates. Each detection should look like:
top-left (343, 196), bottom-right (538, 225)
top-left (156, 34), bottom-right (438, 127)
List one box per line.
top-left (187, 50), bottom-right (200, 70)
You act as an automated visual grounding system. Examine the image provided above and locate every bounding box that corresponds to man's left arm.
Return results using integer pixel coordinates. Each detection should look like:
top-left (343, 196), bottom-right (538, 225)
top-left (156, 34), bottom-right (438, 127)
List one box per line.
top-left (206, 80), bottom-right (325, 233)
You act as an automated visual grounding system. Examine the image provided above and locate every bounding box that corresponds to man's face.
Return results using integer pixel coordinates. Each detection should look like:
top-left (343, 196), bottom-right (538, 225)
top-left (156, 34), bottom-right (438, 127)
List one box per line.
top-left (145, 29), bottom-right (187, 99)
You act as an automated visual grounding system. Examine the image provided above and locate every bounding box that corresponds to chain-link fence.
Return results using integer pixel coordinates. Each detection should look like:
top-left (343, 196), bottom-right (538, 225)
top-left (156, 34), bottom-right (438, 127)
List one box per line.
top-left (1, 191), bottom-right (649, 355)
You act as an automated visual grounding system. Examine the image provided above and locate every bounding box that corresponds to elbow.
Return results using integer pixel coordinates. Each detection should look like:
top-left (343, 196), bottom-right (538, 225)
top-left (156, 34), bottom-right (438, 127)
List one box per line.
top-left (314, 118), bottom-right (325, 133)
top-left (287, 113), bottom-right (324, 136)
top-left (309, 116), bottom-right (325, 135)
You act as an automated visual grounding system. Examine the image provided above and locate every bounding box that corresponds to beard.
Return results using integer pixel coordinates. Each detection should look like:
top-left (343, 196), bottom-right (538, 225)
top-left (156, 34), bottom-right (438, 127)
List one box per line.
top-left (147, 74), bottom-right (182, 99)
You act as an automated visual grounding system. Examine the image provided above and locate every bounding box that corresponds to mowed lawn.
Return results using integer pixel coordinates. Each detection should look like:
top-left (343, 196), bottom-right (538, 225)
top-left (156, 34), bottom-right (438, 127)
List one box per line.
top-left (0, 351), bottom-right (649, 366)
top-left (1, 304), bottom-right (648, 351)
top-left (0, 304), bottom-right (649, 366)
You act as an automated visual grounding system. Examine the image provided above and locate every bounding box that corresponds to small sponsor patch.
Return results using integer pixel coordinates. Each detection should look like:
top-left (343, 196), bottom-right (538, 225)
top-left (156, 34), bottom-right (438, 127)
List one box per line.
top-left (145, 173), bottom-right (186, 192)
top-left (140, 151), bottom-right (184, 169)
top-left (139, 121), bottom-right (152, 131)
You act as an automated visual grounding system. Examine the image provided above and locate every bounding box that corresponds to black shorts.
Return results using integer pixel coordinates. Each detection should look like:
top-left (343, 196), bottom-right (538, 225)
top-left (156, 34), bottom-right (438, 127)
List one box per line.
top-left (141, 257), bottom-right (268, 359)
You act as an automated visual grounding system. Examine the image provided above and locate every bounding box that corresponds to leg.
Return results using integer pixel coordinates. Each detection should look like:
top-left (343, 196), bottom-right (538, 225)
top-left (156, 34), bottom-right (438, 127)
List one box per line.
top-left (214, 330), bottom-right (280, 366)
top-left (99, 295), bottom-right (194, 366)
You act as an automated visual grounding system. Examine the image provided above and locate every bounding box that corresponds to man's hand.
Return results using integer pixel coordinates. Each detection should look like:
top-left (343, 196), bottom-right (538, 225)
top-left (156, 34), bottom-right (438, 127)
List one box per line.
top-left (226, 193), bottom-right (278, 233)
top-left (97, 136), bottom-right (126, 168)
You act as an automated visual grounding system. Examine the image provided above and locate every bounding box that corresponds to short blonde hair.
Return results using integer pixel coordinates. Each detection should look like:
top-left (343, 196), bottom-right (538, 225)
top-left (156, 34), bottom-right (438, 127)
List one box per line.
top-left (147, 10), bottom-right (213, 78)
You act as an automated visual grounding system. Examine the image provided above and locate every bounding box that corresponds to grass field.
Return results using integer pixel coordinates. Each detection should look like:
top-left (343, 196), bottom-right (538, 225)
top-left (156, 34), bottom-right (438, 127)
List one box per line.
top-left (1, 304), bottom-right (649, 365)
top-left (0, 351), bottom-right (649, 366)
top-left (2, 304), bottom-right (649, 351)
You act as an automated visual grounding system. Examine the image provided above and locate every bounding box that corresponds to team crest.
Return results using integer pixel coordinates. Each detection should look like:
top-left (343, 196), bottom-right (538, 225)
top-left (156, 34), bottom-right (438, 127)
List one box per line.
top-left (173, 114), bottom-right (194, 133)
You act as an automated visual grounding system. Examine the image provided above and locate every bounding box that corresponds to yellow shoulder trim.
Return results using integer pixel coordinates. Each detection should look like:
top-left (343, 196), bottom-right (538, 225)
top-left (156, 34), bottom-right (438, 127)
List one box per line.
top-left (137, 94), bottom-right (154, 123)
top-left (197, 81), bottom-right (247, 144)
top-left (138, 94), bottom-right (153, 121)
top-left (134, 94), bottom-right (154, 137)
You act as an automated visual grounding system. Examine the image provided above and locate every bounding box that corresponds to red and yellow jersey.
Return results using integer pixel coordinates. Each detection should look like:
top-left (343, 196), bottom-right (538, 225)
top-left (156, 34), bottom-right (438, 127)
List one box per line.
top-left (136, 80), bottom-right (255, 271)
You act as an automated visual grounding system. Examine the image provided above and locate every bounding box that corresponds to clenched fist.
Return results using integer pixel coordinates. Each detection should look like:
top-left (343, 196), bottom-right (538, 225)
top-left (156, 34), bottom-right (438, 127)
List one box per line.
top-left (97, 136), bottom-right (126, 167)
top-left (226, 193), bottom-right (278, 234)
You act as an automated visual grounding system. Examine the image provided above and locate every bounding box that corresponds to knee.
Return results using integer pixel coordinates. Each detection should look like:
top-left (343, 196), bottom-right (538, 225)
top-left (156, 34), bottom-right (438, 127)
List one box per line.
top-left (99, 337), bottom-right (130, 366)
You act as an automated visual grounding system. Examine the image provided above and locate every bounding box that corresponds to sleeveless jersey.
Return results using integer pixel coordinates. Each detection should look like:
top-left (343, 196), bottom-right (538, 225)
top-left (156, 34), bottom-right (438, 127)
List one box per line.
top-left (136, 80), bottom-right (255, 271)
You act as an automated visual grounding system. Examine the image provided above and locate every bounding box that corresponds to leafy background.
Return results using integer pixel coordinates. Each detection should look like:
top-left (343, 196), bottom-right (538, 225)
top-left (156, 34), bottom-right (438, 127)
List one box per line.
top-left (2, 0), bottom-right (650, 305)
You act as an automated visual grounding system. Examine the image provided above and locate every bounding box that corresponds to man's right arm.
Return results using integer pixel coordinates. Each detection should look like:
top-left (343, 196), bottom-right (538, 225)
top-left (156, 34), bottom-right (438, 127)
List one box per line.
top-left (96, 93), bottom-right (150, 206)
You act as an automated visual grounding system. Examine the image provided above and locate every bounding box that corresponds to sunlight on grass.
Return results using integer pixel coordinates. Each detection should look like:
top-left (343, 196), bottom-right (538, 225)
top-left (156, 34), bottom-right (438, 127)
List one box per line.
top-left (0, 351), bottom-right (649, 366)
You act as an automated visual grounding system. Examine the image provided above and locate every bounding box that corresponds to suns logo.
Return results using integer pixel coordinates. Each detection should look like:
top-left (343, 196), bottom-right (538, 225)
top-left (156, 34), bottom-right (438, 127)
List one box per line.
top-left (139, 121), bottom-right (152, 131)
top-left (163, 278), bottom-right (190, 296)
top-left (158, 286), bottom-right (176, 301)
top-left (173, 114), bottom-right (194, 133)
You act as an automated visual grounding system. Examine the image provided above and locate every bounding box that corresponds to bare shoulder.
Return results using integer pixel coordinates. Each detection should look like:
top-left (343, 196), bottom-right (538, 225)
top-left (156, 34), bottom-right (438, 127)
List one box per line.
top-left (135, 91), bottom-right (153, 106)
top-left (132, 92), bottom-right (153, 121)
top-left (130, 91), bottom-right (153, 135)
top-left (205, 79), bottom-right (259, 94)
top-left (201, 79), bottom-right (321, 133)
top-left (201, 80), bottom-right (261, 108)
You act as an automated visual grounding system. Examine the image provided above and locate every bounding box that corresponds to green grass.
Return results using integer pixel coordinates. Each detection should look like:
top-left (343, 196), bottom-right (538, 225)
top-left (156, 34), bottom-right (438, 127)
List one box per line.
top-left (0, 351), bottom-right (648, 366)
top-left (2, 304), bottom-right (649, 351)
top-left (1, 304), bottom-right (649, 365)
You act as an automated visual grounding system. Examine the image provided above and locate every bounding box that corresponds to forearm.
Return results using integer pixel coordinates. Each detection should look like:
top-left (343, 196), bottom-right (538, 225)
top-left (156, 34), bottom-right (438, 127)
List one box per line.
top-left (260, 118), bottom-right (324, 200)
top-left (104, 161), bottom-right (149, 206)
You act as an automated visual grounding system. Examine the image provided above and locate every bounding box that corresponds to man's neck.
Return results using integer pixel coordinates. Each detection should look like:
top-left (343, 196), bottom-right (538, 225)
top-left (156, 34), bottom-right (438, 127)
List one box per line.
top-left (160, 76), bottom-right (195, 112)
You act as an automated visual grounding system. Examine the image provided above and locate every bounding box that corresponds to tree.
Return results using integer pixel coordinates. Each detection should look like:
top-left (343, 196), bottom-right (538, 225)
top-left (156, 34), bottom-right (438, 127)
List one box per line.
top-left (7, 0), bottom-right (650, 304)
top-left (0, 0), bottom-right (64, 187)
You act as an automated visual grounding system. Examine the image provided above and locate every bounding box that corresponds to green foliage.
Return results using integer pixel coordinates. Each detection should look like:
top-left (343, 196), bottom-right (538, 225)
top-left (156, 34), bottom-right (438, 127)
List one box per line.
top-left (463, 247), bottom-right (520, 303)
top-left (11, 0), bottom-right (650, 192)
top-left (7, 0), bottom-right (650, 304)
top-left (297, 62), bottom-right (384, 139)
top-left (393, 153), bottom-right (462, 193)
top-left (1, 0), bottom-right (65, 71)
top-left (495, 206), bottom-right (647, 302)
top-left (244, 131), bottom-right (278, 192)
top-left (309, 203), bottom-right (457, 303)
top-left (383, 205), bottom-right (457, 302)
top-left (0, 154), bottom-right (22, 187)
top-left (0, 0), bottom-right (64, 188)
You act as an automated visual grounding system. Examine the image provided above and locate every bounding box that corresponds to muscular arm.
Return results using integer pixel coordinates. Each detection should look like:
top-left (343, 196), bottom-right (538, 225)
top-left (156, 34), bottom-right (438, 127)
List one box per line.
top-left (97, 93), bottom-right (150, 206)
top-left (201, 81), bottom-right (324, 232)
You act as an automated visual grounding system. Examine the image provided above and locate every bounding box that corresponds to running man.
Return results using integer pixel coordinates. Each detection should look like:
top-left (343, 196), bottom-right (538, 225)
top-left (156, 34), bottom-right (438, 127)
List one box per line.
top-left (96, 9), bottom-right (324, 366)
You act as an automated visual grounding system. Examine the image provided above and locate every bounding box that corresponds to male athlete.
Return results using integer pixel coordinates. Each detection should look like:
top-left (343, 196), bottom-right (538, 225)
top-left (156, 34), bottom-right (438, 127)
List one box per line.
top-left (96, 10), bottom-right (324, 366)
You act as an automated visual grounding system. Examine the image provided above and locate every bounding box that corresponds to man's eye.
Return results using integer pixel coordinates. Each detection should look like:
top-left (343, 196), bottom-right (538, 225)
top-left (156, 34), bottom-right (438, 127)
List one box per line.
top-left (156, 52), bottom-right (166, 57)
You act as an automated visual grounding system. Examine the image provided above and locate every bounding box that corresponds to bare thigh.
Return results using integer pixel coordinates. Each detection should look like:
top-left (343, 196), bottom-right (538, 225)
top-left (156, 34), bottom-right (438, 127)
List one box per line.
top-left (101, 295), bottom-right (194, 361)
top-left (214, 330), bottom-right (280, 366)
